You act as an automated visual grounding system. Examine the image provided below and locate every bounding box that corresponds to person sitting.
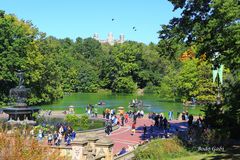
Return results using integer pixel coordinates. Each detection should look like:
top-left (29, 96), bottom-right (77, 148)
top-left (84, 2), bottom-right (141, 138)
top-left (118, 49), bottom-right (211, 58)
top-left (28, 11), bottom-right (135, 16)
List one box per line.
top-left (118, 147), bottom-right (127, 156)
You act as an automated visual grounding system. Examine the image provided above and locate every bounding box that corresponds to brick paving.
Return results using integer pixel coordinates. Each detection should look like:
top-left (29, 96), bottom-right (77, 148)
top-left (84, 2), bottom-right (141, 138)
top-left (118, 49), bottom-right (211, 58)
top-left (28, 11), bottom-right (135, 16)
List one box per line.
top-left (0, 111), bottom-right (189, 155)
top-left (109, 117), bottom-right (188, 154)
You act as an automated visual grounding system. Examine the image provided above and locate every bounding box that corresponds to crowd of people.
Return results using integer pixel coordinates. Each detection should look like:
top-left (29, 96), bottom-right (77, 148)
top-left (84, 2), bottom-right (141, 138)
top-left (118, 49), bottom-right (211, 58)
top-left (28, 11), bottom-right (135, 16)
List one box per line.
top-left (35, 124), bottom-right (76, 146)
top-left (37, 102), bottom-right (203, 154)
top-left (86, 104), bottom-right (98, 117)
top-left (102, 107), bottom-right (147, 136)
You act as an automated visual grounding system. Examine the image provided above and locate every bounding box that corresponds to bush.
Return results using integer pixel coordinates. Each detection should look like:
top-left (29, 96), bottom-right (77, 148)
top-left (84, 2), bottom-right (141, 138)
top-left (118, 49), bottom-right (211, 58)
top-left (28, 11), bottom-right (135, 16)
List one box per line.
top-left (134, 138), bottom-right (190, 160)
top-left (186, 126), bottom-right (231, 147)
top-left (0, 129), bottom-right (67, 160)
top-left (64, 114), bottom-right (90, 130)
top-left (79, 114), bottom-right (90, 130)
top-left (65, 114), bottom-right (80, 126)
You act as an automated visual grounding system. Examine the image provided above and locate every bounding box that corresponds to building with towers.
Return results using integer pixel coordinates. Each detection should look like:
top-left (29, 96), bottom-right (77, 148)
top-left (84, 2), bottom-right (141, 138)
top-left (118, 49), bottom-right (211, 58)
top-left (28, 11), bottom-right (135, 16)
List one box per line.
top-left (93, 33), bottom-right (125, 45)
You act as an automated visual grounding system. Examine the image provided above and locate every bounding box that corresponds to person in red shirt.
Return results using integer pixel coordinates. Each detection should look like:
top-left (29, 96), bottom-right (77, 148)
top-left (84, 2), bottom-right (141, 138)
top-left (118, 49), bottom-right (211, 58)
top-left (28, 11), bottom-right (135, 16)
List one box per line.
top-left (125, 114), bottom-right (129, 123)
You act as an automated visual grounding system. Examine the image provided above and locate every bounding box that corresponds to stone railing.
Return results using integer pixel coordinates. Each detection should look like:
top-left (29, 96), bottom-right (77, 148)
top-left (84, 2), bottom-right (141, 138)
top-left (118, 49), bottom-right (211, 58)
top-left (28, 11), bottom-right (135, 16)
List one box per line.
top-left (51, 135), bottom-right (114, 160)
top-left (113, 141), bottom-right (150, 160)
top-left (76, 125), bottom-right (119, 137)
top-left (113, 150), bottom-right (135, 160)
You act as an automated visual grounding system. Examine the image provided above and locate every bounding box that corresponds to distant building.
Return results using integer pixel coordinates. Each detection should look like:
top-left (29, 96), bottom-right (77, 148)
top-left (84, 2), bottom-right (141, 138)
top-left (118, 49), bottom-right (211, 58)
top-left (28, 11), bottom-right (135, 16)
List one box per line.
top-left (93, 33), bottom-right (125, 45)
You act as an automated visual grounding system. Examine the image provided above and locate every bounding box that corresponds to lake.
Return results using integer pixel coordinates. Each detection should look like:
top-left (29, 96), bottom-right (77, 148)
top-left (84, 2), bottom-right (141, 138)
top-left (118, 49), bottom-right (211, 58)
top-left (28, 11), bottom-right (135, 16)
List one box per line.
top-left (37, 93), bottom-right (203, 115)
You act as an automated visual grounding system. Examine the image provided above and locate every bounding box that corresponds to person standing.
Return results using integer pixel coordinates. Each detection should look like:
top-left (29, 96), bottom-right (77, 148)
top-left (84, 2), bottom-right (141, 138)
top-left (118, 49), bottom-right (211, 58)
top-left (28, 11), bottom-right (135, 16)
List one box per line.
top-left (125, 114), bottom-right (129, 123)
top-left (188, 114), bottom-right (193, 127)
top-left (53, 131), bottom-right (58, 145)
top-left (71, 130), bottom-right (76, 141)
top-left (168, 111), bottom-right (173, 120)
top-left (66, 134), bottom-right (71, 146)
top-left (131, 123), bottom-right (136, 135)
top-left (94, 107), bottom-right (98, 117)
top-left (143, 124), bottom-right (147, 137)
top-left (59, 125), bottom-right (64, 135)
top-left (133, 112), bottom-right (137, 124)
top-left (48, 132), bottom-right (53, 145)
top-left (57, 133), bottom-right (62, 146)
top-left (38, 129), bottom-right (43, 141)
top-left (163, 117), bottom-right (168, 132)
top-left (121, 115), bottom-right (125, 126)
top-left (105, 120), bottom-right (111, 135)
top-left (102, 110), bottom-right (106, 118)
top-left (140, 110), bottom-right (144, 118)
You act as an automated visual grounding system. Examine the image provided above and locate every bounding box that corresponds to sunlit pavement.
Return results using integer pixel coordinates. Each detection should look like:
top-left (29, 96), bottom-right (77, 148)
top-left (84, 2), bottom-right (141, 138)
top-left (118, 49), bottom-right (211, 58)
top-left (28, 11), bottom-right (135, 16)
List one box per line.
top-left (109, 117), bottom-right (188, 154)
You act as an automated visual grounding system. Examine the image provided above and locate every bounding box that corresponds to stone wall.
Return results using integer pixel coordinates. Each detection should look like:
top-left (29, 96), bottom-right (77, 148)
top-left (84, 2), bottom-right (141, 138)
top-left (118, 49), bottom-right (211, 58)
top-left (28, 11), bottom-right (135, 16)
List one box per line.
top-left (113, 150), bottom-right (135, 160)
top-left (76, 125), bottom-right (119, 138)
top-left (51, 135), bottom-right (114, 160)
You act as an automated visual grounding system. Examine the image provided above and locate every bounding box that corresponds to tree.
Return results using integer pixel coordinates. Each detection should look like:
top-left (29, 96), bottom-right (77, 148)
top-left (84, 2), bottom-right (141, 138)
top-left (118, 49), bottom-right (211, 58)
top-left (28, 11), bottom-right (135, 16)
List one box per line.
top-left (191, 60), bottom-right (216, 103)
top-left (112, 76), bottom-right (137, 93)
top-left (159, 0), bottom-right (240, 65)
top-left (0, 11), bottom-right (46, 104)
top-left (82, 38), bottom-right (102, 60)
top-left (158, 0), bottom-right (240, 138)
top-left (157, 64), bottom-right (178, 99)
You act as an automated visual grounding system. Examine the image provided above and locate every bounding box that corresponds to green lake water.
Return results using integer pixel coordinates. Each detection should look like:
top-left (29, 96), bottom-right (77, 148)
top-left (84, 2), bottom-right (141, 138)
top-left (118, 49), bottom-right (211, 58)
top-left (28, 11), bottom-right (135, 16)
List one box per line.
top-left (37, 93), bottom-right (203, 116)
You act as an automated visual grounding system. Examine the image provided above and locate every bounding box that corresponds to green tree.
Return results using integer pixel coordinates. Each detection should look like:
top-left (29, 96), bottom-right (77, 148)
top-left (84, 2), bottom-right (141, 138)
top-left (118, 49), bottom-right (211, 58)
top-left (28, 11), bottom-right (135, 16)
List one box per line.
top-left (112, 76), bottom-right (137, 93)
top-left (158, 0), bottom-right (240, 138)
top-left (0, 11), bottom-right (47, 104)
top-left (158, 64), bottom-right (178, 100)
top-left (82, 38), bottom-right (102, 60)
top-left (191, 60), bottom-right (216, 103)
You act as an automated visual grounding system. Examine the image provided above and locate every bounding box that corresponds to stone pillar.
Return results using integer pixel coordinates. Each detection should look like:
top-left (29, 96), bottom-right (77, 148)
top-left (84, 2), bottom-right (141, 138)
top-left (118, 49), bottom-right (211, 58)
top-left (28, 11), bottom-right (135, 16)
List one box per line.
top-left (51, 146), bottom-right (72, 158)
top-left (95, 137), bottom-right (114, 160)
top-left (81, 135), bottom-right (99, 160)
top-left (71, 140), bottom-right (88, 160)
top-left (87, 135), bottom-right (99, 152)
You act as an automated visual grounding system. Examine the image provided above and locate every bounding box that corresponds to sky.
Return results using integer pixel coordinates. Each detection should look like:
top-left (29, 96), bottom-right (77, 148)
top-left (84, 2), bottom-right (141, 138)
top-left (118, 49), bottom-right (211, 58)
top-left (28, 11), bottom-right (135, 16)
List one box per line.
top-left (0, 0), bottom-right (181, 44)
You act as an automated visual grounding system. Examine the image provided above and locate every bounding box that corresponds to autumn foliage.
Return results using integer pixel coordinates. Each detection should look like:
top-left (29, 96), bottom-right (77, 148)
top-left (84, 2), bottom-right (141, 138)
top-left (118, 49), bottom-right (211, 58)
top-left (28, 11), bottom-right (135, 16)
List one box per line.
top-left (0, 126), bottom-right (68, 160)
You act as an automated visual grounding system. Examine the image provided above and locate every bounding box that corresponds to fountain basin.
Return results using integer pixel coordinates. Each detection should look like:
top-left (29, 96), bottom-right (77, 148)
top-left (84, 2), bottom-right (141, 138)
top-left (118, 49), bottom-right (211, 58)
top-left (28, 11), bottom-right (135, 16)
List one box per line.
top-left (3, 107), bottom-right (39, 121)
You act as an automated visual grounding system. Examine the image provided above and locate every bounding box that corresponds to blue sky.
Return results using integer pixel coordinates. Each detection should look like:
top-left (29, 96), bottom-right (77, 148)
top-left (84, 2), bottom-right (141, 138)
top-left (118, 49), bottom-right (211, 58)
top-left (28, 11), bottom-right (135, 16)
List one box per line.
top-left (0, 0), bottom-right (181, 44)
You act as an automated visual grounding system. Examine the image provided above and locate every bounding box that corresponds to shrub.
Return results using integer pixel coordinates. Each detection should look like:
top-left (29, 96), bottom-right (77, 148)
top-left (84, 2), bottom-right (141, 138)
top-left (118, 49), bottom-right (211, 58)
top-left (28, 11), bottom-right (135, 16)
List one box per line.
top-left (64, 114), bottom-right (90, 130)
top-left (134, 137), bottom-right (190, 160)
top-left (79, 114), bottom-right (90, 130)
top-left (0, 129), bottom-right (68, 160)
top-left (188, 127), bottom-right (231, 147)
top-left (64, 114), bottom-right (80, 126)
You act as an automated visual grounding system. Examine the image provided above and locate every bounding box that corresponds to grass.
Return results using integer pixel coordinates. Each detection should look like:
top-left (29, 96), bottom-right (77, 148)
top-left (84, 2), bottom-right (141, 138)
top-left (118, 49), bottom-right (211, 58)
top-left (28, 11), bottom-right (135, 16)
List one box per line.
top-left (172, 151), bottom-right (240, 160)
top-left (172, 153), bottom-right (218, 160)
top-left (134, 137), bottom-right (239, 160)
